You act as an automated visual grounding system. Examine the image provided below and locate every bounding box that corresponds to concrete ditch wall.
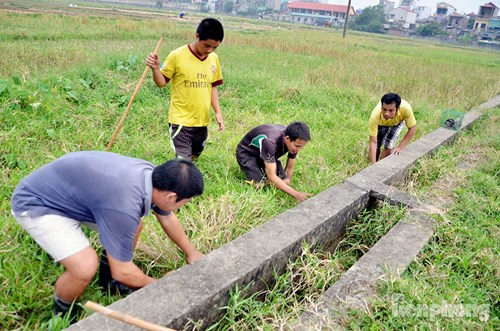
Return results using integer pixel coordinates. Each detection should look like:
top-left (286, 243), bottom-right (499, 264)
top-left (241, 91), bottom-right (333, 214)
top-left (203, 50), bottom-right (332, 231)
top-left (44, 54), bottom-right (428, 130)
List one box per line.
top-left (294, 209), bottom-right (436, 330)
top-left (68, 96), bottom-right (499, 330)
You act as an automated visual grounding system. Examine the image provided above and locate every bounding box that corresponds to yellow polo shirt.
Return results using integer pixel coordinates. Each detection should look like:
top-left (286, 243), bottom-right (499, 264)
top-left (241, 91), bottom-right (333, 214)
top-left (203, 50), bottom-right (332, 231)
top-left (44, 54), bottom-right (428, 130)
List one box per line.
top-left (368, 99), bottom-right (416, 137)
top-left (160, 45), bottom-right (223, 127)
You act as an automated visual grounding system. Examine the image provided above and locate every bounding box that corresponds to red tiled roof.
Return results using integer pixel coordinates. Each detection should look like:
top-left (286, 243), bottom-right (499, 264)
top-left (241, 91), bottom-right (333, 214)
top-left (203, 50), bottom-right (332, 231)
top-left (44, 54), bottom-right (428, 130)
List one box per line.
top-left (482, 2), bottom-right (498, 8)
top-left (287, 1), bottom-right (351, 12)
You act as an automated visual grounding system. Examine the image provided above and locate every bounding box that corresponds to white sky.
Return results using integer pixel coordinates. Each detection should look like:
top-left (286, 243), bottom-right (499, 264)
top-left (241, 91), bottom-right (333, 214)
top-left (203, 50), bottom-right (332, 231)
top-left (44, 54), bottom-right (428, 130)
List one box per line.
top-left (333, 1), bottom-right (499, 15)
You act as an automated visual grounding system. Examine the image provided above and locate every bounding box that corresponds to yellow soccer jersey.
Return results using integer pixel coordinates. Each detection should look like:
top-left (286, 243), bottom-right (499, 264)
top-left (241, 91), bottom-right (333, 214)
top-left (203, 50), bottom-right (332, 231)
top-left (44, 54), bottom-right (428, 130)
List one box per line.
top-left (160, 45), bottom-right (223, 127)
top-left (368, 99), bottom-right (416, 137)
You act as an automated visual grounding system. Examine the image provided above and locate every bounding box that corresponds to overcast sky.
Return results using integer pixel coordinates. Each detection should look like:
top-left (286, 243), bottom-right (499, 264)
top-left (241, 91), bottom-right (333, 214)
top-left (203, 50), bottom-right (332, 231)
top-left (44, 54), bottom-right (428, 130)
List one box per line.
top-left (339, 1), bottom-right (499, 15)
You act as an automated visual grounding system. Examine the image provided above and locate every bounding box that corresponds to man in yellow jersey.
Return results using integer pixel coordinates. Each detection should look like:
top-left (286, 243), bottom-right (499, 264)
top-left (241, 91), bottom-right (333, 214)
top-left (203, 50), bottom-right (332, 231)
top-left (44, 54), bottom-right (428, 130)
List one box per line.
top-left (146, 18), bottom-right (224, 160)
top-left (368, 93), bottom-right (417, 164)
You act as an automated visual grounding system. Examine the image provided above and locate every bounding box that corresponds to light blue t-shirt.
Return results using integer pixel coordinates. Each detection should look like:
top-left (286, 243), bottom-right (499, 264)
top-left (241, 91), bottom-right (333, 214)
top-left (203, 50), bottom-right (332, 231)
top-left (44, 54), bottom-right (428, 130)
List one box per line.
top-left (11, 151), bottom-right (154, 262)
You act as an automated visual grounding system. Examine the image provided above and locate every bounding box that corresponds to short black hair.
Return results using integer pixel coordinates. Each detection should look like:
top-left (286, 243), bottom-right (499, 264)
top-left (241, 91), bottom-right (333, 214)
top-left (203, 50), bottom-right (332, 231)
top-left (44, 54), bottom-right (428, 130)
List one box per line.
top-left (285, 122), bottom-right (311, 142)
top-left (152, 159), bottom-right (204, 201)
top-left (381, 93), bottom-right (401, 109)
top-left (196, 18), bottom-right (224, 42)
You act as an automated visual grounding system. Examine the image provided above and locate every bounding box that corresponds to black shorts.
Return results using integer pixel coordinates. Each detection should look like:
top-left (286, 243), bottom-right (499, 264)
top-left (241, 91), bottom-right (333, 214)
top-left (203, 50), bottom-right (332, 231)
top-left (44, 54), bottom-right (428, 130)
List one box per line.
top-left (169, 124), bottom-right (208, 159)
top-left (236, 149), bottom-right (287, 183)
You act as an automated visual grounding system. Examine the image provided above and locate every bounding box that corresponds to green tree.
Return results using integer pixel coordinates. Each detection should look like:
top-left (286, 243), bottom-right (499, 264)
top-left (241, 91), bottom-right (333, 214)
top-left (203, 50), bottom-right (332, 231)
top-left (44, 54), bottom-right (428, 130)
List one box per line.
top-left (459, 32), bottom-right (475, 44)
top-left (223, 0), bottom-right (235, 13)
top-left (467, 18), bottom-right (475, 30)
top-left (350, 5), bottom-right (386, 33)
top-left (416, 22), bottom-right (444, 37)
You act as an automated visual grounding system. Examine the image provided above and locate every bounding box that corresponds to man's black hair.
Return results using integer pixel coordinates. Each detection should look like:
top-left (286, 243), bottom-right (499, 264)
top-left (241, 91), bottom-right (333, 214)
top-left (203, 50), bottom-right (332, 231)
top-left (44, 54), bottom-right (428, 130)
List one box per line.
top-left (285, 122), bottom-right (311, 142)
top-left (381, 93), bottom-right (401, 109)
top-left (196, 18), bottom-right (224, 42)
top-left (152, 159), bottom-right (204, 201)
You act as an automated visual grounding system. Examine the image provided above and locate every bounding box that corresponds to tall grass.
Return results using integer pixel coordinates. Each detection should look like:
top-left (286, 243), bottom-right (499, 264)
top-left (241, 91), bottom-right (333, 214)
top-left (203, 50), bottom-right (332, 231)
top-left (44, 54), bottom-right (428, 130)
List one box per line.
top-left (1, 1), bottom-right (499, 329)
top-left (208, 204), bottom-right (408, 330)
top-left (208, 108), bottom-right (499, 330)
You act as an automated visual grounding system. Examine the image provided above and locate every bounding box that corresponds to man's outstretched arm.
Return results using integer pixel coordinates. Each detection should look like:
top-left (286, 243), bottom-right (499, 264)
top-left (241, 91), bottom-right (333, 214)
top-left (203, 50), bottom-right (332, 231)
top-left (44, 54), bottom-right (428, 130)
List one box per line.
top-left (265, 162), bottom-right (311, 202)
top-left (155, 212), bottom-right (204, 264)
top-left (392, 124), bottom-right (416, 155)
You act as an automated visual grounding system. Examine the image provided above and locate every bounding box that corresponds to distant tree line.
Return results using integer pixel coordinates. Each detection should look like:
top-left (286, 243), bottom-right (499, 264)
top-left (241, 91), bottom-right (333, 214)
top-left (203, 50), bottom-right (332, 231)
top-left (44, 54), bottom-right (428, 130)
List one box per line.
top-left (349, 5), bottom-right (386, 33)
top-left (349, 5), bottom-right (479, 40)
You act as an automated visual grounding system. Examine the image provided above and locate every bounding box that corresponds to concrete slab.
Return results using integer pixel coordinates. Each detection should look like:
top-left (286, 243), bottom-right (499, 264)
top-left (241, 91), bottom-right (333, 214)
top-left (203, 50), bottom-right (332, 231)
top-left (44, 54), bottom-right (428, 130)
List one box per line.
top-left (292, 96), bottom-right (500, 329)
top-left (68, 95), bottom-right (500, 330)
top-left (294, 211), bottom-right (435, 330)
top-left (367, 183), bottom-right (422, 209)
top-left (473, 95), bottom-right (500, 111)
top-left (348, 127), bottom-right (456, 188)
top-left (68, 183), bottom-right (370, 330)
top-left (348, 113), bottom-right (481, 190)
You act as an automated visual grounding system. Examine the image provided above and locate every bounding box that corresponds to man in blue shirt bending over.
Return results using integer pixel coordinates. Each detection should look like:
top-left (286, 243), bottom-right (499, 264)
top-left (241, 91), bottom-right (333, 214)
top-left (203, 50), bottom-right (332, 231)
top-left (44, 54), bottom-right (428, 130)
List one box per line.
top-left (10, 151), bottom-right (205, 322)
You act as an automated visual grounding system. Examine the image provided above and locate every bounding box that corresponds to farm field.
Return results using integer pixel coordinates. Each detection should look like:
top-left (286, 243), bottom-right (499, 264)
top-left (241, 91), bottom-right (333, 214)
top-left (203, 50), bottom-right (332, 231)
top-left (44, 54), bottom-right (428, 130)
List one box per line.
top-left (0, 0), bottom-right (499, 329)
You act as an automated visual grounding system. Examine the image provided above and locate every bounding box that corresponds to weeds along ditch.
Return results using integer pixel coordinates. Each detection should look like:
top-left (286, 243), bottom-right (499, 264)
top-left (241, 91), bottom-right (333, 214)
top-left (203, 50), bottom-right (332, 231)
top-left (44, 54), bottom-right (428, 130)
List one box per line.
top-left (210, 109), bottom-right (499, 330)
top-left (1, 3), bottom-right (499, 329)
top-left (338, 110), bottom-right (500, 329)
top-left (207, 204), bottom-right (407, 330)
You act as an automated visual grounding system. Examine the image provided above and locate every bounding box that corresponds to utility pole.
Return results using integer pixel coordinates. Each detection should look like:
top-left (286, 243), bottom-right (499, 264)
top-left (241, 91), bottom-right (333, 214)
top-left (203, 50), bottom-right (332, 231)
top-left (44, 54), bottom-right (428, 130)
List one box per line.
top-left (342, 0), bottom-right (352, 38)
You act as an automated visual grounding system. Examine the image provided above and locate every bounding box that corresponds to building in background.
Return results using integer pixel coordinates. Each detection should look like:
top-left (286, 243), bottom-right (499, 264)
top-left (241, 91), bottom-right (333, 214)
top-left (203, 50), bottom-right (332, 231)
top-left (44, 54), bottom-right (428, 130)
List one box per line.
top-left (285, 2), bottom-right (355, 26)
top-left (389, 6), bottom-right (417, 29)
top-left (473, 2), bottom-right (499, 31)
top-left (380, 1), bottom-right (396, 15)
top-left (489, 17), bottom-right (500, 30)
top-left (265, 0), bottom-right (282, 12)
top-left (446, 12), bottom-right (468, 30)
top-left (435, 2), bottom-right (456, 16)
top-left (399, 0), bottom-right (414, 9)
top-left (413, 5), bottom-right (432, 20)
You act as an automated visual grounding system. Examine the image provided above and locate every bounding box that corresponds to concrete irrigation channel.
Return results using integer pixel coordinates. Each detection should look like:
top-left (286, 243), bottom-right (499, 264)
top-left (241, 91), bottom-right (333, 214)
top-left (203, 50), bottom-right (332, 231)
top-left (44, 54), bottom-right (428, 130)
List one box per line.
top-left (68, 95), bottom-right (500, 330)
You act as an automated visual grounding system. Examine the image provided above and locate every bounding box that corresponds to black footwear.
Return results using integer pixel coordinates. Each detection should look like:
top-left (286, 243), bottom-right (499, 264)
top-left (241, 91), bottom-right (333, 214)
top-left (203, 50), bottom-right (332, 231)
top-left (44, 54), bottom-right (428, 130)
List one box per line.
top-left (99, 250), bottom-right (134, 296)
top-left (53, 297), bottom-right (79, 325)
top-left (108, 279), bottom-right (134, 295)
top-left (98, 250), bottom-right (112, 290)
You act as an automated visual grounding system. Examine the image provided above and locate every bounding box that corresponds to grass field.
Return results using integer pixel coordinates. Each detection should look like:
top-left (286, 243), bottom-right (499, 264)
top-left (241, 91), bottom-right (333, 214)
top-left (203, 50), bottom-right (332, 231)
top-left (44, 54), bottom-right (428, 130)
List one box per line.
top-left (0, 0), bottom-right (499, 329)
top-left (209, 108), bottom-right (499, 330)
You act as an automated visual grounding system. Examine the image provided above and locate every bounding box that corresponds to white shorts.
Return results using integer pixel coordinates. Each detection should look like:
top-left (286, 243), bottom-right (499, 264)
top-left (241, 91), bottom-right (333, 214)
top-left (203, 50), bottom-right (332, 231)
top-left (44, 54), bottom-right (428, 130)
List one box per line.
top-left (13, 211), bottom-right (98, 262)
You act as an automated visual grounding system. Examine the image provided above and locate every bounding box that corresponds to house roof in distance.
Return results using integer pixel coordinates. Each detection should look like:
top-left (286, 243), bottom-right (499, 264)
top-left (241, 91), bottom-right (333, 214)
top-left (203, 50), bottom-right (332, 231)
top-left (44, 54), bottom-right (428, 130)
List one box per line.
top-left (287, 1), bottom-right (351, 13)
top-left (481, 2), bottom-right (498, 9)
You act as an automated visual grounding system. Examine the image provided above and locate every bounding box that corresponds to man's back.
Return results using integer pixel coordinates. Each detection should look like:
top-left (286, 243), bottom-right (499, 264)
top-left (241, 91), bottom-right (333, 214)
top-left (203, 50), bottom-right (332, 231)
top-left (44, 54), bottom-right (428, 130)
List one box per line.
top-left (237, 124), bottom-right (295, 162)
top-left (11, 151), bottom-right (153, 222)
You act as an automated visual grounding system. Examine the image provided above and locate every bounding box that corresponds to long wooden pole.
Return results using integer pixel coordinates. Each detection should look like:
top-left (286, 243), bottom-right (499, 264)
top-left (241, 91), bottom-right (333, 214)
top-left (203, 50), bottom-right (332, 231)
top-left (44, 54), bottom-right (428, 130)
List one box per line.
top-left (342, 0), bottom-right (352, 39)
top-left (106, 36), bottom-right (164, 151)
top-left (84, 301), bottom-right (175, 331)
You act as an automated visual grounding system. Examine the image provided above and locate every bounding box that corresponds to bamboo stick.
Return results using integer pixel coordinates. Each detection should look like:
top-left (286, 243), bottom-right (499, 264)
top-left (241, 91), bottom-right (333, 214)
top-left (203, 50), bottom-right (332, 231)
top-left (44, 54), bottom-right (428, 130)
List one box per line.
top-left (84, 301), bottom-right (175, 331)
top-left (106, 36), bottom-right (164, 151)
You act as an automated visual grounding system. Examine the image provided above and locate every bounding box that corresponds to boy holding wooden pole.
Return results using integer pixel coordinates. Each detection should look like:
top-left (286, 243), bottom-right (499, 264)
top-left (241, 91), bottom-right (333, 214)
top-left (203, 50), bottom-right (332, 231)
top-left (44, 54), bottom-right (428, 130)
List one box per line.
top-left (146, 18), bottom-right (225, 160)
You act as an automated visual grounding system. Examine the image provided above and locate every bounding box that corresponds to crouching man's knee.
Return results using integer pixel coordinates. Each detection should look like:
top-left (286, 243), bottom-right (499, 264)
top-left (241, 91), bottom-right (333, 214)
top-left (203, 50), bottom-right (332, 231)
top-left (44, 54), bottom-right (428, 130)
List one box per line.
top-left (61, 247), bottom-right (99, 284)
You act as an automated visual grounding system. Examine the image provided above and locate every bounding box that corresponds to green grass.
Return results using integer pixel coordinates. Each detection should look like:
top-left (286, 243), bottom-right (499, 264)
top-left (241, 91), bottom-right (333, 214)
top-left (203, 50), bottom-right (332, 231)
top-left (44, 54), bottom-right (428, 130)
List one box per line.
top-left (207, 204), bottom-right (408, 330)
top-left (0, 0), bottom-right (499, 329)
top-left (208, 108), bottom-right (499, 330)
top-left (342, 109), bottom-right (499, 330)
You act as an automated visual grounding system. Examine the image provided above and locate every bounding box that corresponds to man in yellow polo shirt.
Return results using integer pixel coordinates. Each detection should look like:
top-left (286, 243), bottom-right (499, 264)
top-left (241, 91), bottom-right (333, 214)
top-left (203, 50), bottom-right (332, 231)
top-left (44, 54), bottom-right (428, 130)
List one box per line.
top-left (368, 93), bottom-right (417, 164)
top-left (146, 18), bottom-right (224, 160)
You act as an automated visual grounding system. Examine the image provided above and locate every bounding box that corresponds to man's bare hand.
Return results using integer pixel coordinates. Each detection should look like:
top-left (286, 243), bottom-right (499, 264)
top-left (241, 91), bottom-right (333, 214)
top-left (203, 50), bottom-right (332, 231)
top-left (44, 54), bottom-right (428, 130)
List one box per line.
top-left (186, 250), bottom-right (205, 264)
top-left (294, 192), bottom-right (313, 202)
top-left (391, 147), bottom-right (403, 155)
top-left (145, 53), bottom-right (160, 70)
